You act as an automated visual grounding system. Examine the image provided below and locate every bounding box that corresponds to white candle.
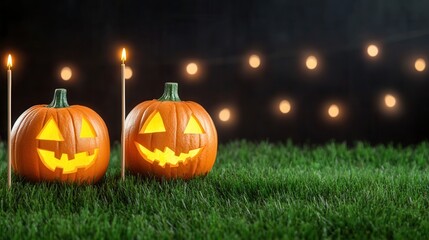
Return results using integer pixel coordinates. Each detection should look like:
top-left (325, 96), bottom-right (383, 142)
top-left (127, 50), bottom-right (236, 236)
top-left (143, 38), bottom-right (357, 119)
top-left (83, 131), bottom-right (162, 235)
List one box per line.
top-left (121, 48), bottom-right (126, 181)
top-left (7, 54), bottom-right (12, 188)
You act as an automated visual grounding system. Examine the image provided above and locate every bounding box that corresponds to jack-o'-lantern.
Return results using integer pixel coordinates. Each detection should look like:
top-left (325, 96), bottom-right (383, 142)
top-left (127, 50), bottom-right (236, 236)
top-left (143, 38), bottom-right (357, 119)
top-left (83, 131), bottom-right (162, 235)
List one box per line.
top-left (125, 82), bottom-right (217, 179)
top-left (11, 88), bottom-right (110, 183)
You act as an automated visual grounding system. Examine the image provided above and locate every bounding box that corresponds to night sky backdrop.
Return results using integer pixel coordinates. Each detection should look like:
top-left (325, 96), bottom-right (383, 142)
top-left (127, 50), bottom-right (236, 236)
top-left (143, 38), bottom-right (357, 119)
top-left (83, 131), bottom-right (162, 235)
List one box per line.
top-left (1, 0), bottom-right (429, 145)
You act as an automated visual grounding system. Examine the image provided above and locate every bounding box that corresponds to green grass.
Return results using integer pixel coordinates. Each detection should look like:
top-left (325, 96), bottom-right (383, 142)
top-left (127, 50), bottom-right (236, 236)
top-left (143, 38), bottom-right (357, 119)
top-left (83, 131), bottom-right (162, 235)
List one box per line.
top-left (1, 141), bottom-right (429, 239)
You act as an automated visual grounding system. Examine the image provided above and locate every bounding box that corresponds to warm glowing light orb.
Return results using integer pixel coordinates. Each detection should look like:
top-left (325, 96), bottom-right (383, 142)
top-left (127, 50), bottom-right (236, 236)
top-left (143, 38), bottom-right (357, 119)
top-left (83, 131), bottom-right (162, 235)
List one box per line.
top-left (367, 44), bottom-right (379, 57)
top-left (60, 67), bottom-right (72, 81)
top-left (306, 56), bottom-right (318, 70)
top-left (279, 100), bottom-right (291, 114)
top-left (415, 58), bottom-right (426, 72)
top-left (219, 108), bottom-right (231, 122)
top-left (7, 54), bottom-right (12, 68)
top-left (328, 104), bottom-right (340, 118)
top-left (186, 62), bottom-right (198, 75)
top-left (249, 54), bottom-right (261, 68)
top-left (384, 94), bottom-right (396, 108)
top-left (125, 66), bottom-right (133, 79)
top-left (121, 48), bottom-right (127, 62)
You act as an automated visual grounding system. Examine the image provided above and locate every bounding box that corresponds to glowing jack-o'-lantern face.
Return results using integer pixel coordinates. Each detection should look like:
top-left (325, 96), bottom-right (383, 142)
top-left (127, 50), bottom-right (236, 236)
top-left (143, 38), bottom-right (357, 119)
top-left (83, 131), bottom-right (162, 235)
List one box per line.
top-left (135, 111), bottom-right (205, 167)
top-left (36, 116), bottom-right (99, 174)
top-left (11, 89), bottom-right (110, 183)
top-left (125, 82), bottom-right (218, 179)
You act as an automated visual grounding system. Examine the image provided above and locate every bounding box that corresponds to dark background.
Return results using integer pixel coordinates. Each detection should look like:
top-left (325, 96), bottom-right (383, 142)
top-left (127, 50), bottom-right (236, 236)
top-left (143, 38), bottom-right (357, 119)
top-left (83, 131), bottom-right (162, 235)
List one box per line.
top-left (1, 0), bottom-right (429, 145)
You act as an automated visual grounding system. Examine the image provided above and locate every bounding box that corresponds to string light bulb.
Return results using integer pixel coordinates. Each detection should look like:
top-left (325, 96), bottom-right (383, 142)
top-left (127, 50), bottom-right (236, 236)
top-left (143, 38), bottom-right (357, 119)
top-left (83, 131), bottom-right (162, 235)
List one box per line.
top-left (415, 58), bottom-right (426, 72)
top-left (367, 44), bottom-right (379, 57)
top-left (279, 100), bottom-right (291, 114)
top-left (306, 55), bottom-right (318, 70)
top-left (186, 62), bottom-right (198, 75)
top-left (248, 54), bottom-right (261, 68)
top-left (219, 108), bottom-right (231, 122)
top-left (328, 104), bottom-right (340, 118)
top-left (384, 94), bottom-right (397, 108)
top-left (60, 67), bottom-right (72, 81)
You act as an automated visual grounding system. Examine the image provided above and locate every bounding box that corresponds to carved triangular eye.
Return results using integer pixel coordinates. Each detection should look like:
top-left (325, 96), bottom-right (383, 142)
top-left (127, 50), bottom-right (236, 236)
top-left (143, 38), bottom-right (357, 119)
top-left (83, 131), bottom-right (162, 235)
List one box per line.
top-left (184, 114), bottom-right (205, 134)
top-left (140, 111), bottom-right (166, 134)
top-left (36, 117), bottom-right (64, 141)
top-left (80, 117), bottom-right (97, 138)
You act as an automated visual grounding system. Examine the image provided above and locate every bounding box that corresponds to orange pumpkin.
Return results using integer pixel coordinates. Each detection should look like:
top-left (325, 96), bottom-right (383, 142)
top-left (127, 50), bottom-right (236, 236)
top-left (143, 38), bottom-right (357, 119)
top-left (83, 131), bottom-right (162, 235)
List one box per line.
top-left (125, 82), bottom-right (218, 179)
top-left (11, 89), bottom-right (110, 183)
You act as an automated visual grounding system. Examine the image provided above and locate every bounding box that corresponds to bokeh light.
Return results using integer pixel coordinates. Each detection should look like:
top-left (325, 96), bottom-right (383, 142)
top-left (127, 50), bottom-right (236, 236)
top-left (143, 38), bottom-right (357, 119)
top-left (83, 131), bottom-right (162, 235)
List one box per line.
top-left (279, 100), bottom-right (291, 114)
top-left (125, 66), bottom-right (133, 80)
top-left (306, 55), bottom-right (318, 70)
top-left (60, 67), bottom-right (72, 81)
top-left (219, 108), bottom-right (231, 122)
top-left (186, 62), bottom-right (198, 75)
top-left (367, 44), bottom-right (379, 57)
top-left (328, 104), bottom-right (340, 118)
top-left (384, 94), bottom-right (396, 108)
top-left (248, 54), bottom-right (261, 68)
top-left (414, 58), bottom-right (426, 72)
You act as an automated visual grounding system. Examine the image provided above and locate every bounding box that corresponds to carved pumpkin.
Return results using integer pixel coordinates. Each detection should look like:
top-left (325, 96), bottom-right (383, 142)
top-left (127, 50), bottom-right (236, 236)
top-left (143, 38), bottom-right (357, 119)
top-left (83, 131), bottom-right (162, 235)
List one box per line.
top-left (11, 89), bottom-right (110, 183)
top-left (125, 82), bottom-right (218, 179)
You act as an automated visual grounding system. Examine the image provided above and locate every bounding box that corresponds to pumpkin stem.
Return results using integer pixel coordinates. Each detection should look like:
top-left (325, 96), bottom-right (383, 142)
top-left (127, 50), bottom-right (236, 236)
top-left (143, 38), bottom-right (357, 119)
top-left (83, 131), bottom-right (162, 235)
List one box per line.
top-left (158, 82), bottom-right (181, 101)
top-left (47, 88), bottom-right (70, 108)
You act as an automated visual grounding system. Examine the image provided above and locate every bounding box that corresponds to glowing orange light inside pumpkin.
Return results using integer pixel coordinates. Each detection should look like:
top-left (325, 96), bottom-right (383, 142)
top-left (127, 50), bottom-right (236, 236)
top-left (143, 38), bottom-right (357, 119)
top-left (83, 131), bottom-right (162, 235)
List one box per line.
top-left (36, 116), bottom-right (99, 174)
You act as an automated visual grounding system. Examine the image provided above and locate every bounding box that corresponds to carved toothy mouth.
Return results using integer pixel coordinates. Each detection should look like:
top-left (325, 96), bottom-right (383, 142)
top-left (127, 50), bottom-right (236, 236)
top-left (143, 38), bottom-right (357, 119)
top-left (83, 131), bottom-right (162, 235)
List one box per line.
top-left (135, 142), bottom-right (203, 167)
top-left (37, 148), bottom-right (99, 174)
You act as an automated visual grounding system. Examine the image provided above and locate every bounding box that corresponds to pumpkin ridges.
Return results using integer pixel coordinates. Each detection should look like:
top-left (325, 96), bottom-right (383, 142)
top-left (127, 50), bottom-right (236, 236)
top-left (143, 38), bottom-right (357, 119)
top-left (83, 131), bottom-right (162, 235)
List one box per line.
top-left (125, 100), bottom-right (160, 174)
top-left (182, 101), bottom-right (203, 177)
top-left (11, 106), bottom-right (26, 173)
top-left (73, 105), bottom-right (110, 182)
top-left (126, 100), bottom-right (156, 175)
top-left (35, 108), bottom-right (49, 181)
top-left (185, 101), bottom-right (217, 174)
top-left (12, 106), bottom-right (42, 177)
top-left (72, 107), bottom-right (89, 181)
top-left (147, 101), bottom-right (162, 175)
top-left (14, 106), bottom-right (43, 181)
top-left (126, 100), bottom-right (150, 174)
top-left (64, 108), bottom-right (78, 182)
top-left (53, 109), bottom-right (64, 180)
top-left (28, 106), bottom-right (46, 180)
top-left (168, 101), bottom-right (178, 178)
top-left (177, 102), bottom-right (196, 177)
top-left (30, 107), bottom-right (51, 180)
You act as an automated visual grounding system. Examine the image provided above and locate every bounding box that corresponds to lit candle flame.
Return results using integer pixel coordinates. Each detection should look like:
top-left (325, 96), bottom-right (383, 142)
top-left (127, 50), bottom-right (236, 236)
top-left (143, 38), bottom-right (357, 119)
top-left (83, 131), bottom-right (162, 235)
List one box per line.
top-left (7, 54), bottom-right (12, 69)
top-left (121, 48), bottom-right (126, 63)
